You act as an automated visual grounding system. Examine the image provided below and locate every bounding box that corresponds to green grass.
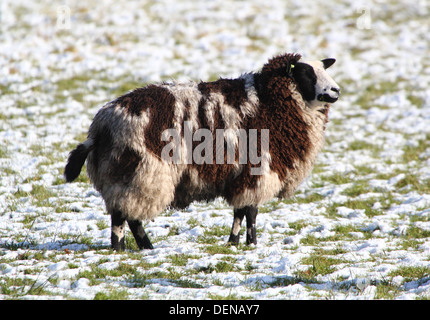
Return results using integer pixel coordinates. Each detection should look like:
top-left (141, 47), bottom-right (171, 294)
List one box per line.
top-left (96, 220), bottom-right (109, 231)
top-left (348, 140), bottom-right (380, 155)
top-left (0, 277), bottom-right (50, 297)
top-left (401, 136), bottom-right (430, 163)
top-left (401, 226), bottom-right (430, 240)
top-left (325, 198), bottom-right (384, 219)
top-left (354, 80), bottom-right (400, 110)
top-left (0, 144), bottom-right (9, 158)
top-left (77, 262), bottom-right (147, 286)
top-left (94, 289), bottom-right (130, 300)
top-left (341, 181), bottom-right (371, 197)
top-left (374, 280), bottom-right (402, 300)
top-left (372, 266), bottom-right (430, 299)
top-left (13, 184), bottom-right (58, 208)
top-left (294, 253), bottom-right (349, 280)
top-left (320, 172), bottom-right (350, 186)
top-left (389, 266), bottom-right (430, 284)
top-left (208, 292), bottom-right (250, 300)
top-left (395, 175), bottom-right (430, 194)
top-left (204, 244), bottom-right (241, 255)
top-left (168, 254), bottom-right (200, 266)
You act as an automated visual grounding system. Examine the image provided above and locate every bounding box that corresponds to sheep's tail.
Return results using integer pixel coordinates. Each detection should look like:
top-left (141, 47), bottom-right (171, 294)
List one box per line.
top-left (64, 139), bottom-right (94, 182)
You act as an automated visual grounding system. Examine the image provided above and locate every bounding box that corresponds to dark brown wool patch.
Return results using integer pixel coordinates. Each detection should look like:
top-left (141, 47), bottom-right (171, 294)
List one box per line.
top-left (129, 85), bottom-right (176, 157)
top-left (255, 73), bottom-right (310, 180)
top-left (109, 146), bottom-right (141, 183)
top-left (192, 97), bottom-right (236, 186)
top-left (116, 85), bottom-right (161, 116)
top-left (171, 173), bottom-right (219, 209)
top-left (90, 125), bottom-right (114, 175)
top-left (262, 53), bottom-right (302, 74)
top-left (89, 123), bottom-right (141, 185)
top-left (198, 78), bottom-right (248, 110)
top-left (190, 78), bottom-right (251, 186)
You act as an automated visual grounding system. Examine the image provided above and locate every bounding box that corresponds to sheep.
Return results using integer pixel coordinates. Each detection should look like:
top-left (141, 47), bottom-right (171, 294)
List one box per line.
top-left (64, 52), bottom-right (340, 251)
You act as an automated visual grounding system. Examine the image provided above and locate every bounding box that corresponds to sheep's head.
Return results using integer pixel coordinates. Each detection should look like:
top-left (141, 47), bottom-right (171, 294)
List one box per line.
top-left (291, 58), bottom-right (340, 108)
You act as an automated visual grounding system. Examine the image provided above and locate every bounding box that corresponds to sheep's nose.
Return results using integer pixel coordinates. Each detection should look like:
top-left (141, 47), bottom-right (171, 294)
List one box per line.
top-left (331, 87), bottom-right (341, 95)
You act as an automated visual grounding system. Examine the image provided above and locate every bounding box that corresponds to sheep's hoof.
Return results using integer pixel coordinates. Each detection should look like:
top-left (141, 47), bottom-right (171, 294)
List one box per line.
top-left (111, 233), bottom-right (125, 251)
top-left (127, 219), bottom-right (154, 250)
top-left (139, 238), bottom-right (154, 250)
top-left (226, 241), bottom-right (238, 248)
top-left (227, 235), bottom-right (240, 246)
top-left (246, 229), bottom-right (257, 246)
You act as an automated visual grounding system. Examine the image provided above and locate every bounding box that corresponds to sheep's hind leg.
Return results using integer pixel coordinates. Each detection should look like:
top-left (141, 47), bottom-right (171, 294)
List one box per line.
top-left (111, 210), bottom-right (126, 251)
top-left (245, 205), bottom-right (258, 245)
top-left (227, 207), bottom-right (246, 245)
top-left (127, 219), bottom-right (154, 250)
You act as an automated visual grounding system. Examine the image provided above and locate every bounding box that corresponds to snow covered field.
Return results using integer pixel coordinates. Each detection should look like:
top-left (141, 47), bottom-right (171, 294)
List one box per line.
top-left (1, 0), bottom-right (430, 300)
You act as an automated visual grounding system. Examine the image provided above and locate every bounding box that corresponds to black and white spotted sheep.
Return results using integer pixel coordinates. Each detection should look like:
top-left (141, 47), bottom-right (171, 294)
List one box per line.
top-left (64, 53), bottom-right (340, 250)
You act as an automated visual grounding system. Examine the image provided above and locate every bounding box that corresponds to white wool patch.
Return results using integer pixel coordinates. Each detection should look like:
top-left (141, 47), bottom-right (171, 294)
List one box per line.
top-left (240, 73), bottom-right (260, 118)
top-left (231, 171), bottom-right (282, 208)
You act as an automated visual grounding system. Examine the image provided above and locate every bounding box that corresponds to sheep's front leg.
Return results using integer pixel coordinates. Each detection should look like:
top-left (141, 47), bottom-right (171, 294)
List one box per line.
top-left (245, 206), bottom-right (258, 245)
top-left (227, 207), bottom-right (246, 245)
top-left (111, 211), bottom-right (126, 251)
top-left (127, 219), bottom-right (154, 250)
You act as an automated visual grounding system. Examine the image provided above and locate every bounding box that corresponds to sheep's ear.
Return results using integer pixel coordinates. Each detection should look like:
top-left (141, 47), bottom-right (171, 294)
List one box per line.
top-left (322, 58), bottom-right (336, 69)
